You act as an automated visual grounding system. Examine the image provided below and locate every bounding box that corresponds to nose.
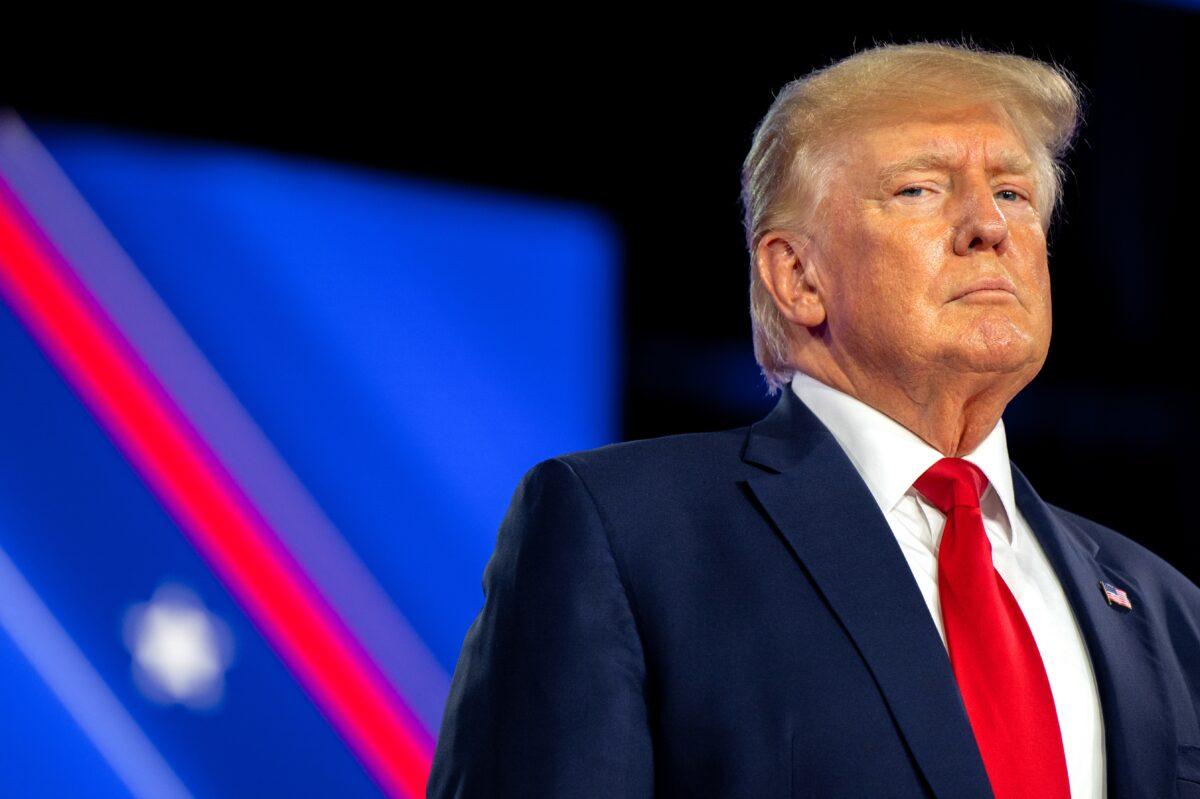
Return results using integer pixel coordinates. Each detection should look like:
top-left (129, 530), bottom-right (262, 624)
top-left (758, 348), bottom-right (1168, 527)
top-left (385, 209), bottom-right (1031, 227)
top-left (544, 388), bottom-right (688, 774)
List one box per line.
top-left (952, 180), bottom-right (1009, 257)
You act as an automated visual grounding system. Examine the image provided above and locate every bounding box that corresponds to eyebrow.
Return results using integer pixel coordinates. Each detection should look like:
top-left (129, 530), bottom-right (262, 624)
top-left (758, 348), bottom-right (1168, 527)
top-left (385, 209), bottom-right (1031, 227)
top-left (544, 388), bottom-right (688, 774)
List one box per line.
top-left (877, 150), bottom-right (1036, 186)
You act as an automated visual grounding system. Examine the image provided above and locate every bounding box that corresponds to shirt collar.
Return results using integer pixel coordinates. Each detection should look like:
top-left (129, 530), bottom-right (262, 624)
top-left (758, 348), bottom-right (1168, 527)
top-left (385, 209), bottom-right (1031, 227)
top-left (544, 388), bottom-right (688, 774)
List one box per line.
top-left (789, 371), bottom-right (1020, 544)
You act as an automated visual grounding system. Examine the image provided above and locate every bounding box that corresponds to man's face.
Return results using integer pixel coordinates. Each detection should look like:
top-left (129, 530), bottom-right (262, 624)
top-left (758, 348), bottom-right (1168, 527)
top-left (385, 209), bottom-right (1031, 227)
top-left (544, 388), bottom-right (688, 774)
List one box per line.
top-left (808, 101), bottom-right (1052, 388)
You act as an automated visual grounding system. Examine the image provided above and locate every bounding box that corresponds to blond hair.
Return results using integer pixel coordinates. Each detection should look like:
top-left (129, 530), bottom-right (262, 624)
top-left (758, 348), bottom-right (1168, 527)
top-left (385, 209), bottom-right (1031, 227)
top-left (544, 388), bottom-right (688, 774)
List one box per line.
top-left (740, 40), bottom-right (1084, 395)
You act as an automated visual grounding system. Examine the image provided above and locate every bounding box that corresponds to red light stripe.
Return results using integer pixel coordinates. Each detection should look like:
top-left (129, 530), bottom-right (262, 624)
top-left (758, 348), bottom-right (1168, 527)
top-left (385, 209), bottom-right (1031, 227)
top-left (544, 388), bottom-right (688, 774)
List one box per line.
top-left (0, 177), bottom-right (433, 799)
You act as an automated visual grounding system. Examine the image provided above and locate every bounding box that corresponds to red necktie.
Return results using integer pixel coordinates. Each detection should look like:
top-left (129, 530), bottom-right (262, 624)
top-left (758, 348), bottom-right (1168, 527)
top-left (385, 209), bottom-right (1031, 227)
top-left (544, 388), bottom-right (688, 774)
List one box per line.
top-left (913, 458), bottom-right (1070, 799)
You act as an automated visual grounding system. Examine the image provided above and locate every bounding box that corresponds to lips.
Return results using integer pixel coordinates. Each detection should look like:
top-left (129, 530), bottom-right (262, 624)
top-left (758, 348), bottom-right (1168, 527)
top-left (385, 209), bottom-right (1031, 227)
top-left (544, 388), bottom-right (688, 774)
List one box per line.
top-left (953, 277), bottom-right (1017, 301)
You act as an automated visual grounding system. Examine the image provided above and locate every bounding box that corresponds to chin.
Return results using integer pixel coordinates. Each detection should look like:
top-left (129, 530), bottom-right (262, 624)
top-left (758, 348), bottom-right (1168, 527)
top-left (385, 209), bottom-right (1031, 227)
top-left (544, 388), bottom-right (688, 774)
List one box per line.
top-left (945, 338), bottom-right (1041, 374)
top-left (957, 352), bottom-right (1037, 375)
top-left (951, 342), bottom-right (1047, 377)
top-left (946, 320), bottom-right (1046, 375)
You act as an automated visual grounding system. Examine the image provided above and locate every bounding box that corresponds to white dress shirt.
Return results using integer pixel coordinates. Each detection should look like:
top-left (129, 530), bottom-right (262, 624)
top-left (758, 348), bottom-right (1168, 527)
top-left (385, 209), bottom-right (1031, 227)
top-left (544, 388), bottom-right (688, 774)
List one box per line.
top-left (790, 371), bottom-right (1106, 799)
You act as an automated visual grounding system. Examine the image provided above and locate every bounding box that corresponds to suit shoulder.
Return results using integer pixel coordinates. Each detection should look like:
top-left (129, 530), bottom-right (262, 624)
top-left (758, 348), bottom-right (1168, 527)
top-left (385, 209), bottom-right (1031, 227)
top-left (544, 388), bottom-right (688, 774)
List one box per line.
top-left (516, 426), bottom-right (757, 521)
top-left (1048, 502), bottom-right (1200, 599)
top-left (550, 425), bottom-right (751, 483)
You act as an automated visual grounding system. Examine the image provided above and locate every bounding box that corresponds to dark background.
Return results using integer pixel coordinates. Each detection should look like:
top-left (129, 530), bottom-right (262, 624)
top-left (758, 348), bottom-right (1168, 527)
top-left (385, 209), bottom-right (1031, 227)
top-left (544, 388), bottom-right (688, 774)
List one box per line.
top-left (3, 3), bottom-right (1197, 582)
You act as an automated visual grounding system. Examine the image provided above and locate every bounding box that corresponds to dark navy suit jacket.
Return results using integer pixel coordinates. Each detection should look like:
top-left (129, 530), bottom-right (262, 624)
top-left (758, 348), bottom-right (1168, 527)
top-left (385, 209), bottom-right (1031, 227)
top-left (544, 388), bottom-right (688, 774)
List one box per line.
top-left (427, 387), bottom-right (1200, 798)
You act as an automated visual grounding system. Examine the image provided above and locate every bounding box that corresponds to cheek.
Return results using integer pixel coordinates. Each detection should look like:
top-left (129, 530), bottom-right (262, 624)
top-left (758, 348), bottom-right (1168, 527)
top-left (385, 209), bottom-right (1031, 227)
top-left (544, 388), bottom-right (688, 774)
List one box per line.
top-left (1035, 267), bottom-right (1052, 315)
top-left (831, 229), bottom-right (944, 340)
top-left (1013, 229), bottom-right (1052, 308)
top-left (868, 223), bottom-right (948, 311)
top-left (822, 207), bottom-right (947, 329)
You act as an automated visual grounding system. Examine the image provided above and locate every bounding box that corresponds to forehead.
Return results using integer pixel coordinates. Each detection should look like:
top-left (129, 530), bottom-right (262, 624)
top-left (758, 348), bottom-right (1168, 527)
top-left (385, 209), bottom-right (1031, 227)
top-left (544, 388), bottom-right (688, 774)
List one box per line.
top-left (836, 103), bottom-right (1035, 179)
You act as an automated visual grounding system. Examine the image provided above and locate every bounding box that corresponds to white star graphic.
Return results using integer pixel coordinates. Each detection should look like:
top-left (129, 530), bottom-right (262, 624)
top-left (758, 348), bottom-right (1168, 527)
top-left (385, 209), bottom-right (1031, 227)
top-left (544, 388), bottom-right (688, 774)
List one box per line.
top-left (123, 582), bottom-right (235, 711)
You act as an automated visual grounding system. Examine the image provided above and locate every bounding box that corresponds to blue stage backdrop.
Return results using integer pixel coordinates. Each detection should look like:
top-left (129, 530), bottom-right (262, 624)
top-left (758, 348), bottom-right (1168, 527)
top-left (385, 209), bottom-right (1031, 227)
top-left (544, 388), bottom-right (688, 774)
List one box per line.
top-left (0, 114), bottom-right (619, 798)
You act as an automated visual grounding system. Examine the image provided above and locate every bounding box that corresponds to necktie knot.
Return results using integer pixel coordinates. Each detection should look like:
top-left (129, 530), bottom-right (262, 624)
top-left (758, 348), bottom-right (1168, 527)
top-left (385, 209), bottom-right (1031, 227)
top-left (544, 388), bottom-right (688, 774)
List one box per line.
top-left (912, 457), bottom-right (989, 514)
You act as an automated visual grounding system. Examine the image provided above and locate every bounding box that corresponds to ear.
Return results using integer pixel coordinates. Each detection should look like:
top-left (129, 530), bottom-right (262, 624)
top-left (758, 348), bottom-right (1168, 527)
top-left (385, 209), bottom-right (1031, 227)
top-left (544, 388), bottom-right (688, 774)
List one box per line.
top-left (755, 231), bottom-right (826, 328)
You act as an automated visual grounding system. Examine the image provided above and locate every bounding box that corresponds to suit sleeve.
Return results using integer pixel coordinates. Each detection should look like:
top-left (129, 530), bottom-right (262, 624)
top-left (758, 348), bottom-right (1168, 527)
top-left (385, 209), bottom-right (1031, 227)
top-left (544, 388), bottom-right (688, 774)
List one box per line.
top-left (426, 457), bottom-right (654, 798)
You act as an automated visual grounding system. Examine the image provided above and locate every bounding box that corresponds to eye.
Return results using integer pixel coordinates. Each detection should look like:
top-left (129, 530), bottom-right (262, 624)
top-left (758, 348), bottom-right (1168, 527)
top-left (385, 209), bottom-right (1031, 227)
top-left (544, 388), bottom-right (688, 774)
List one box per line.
top-left (896, 186), bottom-right (926, 197)
top-left (995, 189), bottom-right (1024, 202)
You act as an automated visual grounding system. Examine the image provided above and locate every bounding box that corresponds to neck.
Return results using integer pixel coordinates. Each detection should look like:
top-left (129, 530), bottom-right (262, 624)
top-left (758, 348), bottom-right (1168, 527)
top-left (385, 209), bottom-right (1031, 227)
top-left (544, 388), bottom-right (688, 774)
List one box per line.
top-left (797, 358), bottom-right (1027, 457)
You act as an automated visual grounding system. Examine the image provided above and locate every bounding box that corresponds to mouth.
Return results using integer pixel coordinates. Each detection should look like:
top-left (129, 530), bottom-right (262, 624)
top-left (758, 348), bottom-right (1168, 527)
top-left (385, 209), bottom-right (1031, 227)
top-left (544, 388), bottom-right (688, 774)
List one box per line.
top-left (952, 277), bottom-right (1017, 302)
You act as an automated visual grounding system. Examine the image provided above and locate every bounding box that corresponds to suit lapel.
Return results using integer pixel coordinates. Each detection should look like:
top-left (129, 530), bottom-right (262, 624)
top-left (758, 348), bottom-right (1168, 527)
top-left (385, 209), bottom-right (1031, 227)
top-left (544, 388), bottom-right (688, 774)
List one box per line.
top-left (743, 388), bottom-right (994, 798)
top-left (1011, 463), bottom-right (1178, 799)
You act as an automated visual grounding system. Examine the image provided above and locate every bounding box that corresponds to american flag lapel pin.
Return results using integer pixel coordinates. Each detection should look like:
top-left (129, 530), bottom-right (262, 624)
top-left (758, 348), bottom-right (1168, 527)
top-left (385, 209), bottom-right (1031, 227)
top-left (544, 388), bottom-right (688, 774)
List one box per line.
top-left (1098, 580), bottom-right (1133, 613)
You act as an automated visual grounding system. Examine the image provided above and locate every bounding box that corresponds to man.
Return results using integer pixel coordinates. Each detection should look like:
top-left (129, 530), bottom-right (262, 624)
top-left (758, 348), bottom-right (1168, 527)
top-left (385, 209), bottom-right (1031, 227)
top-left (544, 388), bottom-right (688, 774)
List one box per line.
top-left (427, 41), bottom-right (1200, 798)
